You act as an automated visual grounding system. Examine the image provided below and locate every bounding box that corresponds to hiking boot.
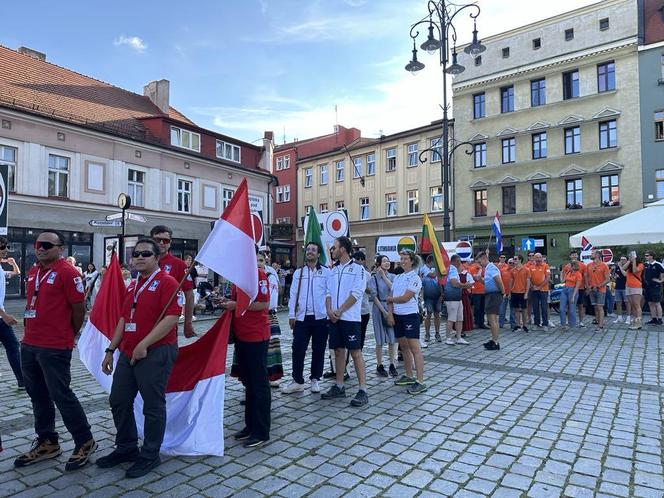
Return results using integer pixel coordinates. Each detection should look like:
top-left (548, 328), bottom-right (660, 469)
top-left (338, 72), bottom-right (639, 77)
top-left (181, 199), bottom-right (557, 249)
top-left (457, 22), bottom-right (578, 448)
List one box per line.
top-left (126, 455), bottom-right (161, 478)
top-left (321, 385), bottom-right (346, 400)
top-left (389, 364), bottom-right (398, 377)
top-left (407, 381), bottom-right (428, 395)
top-left (350, 390), bottom-right (369, 407)
top-left (628, 318), bottom-right (642, 330)
top-left (96, 448), bottom-right (139, 469)
top-left (65, 438), bottom-right (97, 471)
top-left (376, 364), bottom-right (389, 377)
top-left (14, 437), bottom-right (61, 467)
top-left (394, 375), bottom-right (416, 386)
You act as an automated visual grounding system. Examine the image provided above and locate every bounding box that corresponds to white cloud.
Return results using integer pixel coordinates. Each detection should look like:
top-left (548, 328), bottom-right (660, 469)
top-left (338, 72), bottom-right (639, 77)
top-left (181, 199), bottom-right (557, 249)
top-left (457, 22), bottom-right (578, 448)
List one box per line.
top-left (113, 35), bottom-right (147, 53)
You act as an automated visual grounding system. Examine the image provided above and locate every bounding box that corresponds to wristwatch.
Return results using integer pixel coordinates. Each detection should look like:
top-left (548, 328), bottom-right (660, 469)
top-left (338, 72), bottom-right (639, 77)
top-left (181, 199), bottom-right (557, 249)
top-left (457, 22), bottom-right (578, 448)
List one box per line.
top-left (104, 348), bottom-right (115, 354)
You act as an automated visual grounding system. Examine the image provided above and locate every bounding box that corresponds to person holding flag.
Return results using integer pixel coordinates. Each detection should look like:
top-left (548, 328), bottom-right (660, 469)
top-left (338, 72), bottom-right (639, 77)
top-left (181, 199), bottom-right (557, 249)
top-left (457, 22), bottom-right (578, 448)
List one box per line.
top-left (97, 238), bottom-right (181, 478)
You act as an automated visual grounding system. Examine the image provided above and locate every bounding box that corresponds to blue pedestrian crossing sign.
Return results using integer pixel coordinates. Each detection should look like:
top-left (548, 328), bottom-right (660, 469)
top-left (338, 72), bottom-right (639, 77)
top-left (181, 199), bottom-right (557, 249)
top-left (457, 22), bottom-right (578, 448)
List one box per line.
top-left (521, 238), bottom-right (536, 251)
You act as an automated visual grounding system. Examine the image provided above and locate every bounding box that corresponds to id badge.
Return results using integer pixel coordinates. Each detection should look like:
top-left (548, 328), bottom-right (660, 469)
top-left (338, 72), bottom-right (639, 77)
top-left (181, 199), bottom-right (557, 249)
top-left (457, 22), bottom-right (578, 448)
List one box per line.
top-left (24, 309), bottom-right (37, 319)
top-left (124, 323), bottom-right (137, 333)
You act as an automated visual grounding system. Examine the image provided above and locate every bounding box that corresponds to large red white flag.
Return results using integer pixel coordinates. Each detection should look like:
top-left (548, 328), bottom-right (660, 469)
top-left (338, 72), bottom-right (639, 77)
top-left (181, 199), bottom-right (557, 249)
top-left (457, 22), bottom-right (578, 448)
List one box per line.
top-left (78, 252), bottom-right (231, 456)
top-left (196, 177), bottom-right (257, 316)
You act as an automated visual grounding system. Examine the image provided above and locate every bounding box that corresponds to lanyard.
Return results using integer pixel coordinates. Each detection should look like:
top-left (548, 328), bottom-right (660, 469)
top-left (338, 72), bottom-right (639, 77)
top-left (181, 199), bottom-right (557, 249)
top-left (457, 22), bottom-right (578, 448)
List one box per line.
top-left (29, 269), bottom-right (53, 308)
top-left (304, 267), bottom-right (313, 313)
top-left (129, 269), bottom-right (160, 322)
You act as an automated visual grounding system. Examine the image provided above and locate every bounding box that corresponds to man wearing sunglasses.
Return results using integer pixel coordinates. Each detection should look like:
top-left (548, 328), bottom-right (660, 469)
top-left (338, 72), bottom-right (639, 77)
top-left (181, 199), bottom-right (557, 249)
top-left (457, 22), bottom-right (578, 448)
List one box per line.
top-left (0, 236), bottom-right (23, 389)
top-left (150, 225), bottom-right (196, 338)
top-left (15, 230), bottom-right (97, 471)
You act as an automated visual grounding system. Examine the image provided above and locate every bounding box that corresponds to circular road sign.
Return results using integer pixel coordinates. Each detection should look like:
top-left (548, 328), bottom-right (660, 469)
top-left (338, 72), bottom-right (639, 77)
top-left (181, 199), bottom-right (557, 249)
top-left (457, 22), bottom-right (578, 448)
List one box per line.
top-left (456, 240), bottom-right (473, 260)
top-left (397, 236), bottom-right (416, 252)
top-left (251, 213), bottom-right (264, 244)
top-left (325, 211), bottom-right (348, 238)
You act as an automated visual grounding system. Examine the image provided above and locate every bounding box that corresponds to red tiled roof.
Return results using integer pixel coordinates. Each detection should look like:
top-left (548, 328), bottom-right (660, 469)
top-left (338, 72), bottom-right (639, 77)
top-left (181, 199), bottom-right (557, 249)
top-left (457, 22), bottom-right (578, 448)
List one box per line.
top-left (0, 45), bottom-right (195, 141)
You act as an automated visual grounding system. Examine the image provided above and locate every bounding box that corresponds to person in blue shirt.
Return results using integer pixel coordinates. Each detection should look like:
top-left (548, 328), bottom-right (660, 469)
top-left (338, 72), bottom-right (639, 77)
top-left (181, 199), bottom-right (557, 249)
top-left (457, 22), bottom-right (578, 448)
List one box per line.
top-left (419, 255), bottom-right (442, 342)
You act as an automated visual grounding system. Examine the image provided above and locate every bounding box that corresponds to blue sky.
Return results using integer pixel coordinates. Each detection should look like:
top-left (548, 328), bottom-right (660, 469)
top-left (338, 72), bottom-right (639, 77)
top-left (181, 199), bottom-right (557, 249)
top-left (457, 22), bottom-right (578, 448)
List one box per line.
top-left (3, 0), bottom-right (597, 144)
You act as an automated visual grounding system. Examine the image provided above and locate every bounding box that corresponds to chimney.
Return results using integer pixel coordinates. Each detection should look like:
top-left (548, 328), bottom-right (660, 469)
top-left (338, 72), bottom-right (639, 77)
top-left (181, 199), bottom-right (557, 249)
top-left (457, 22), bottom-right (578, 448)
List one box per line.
top-left (18, 46), bottom-right (46, 61)
top-left (143, 79), bottom-right (170, 114)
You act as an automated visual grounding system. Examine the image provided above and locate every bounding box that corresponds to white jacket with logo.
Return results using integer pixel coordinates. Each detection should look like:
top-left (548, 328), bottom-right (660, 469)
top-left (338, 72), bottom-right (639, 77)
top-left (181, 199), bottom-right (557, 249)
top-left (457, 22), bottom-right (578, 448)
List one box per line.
top-left (326, 260), bottom-right (368, 322)
top-left (288, 265), bottom-right (330, 321)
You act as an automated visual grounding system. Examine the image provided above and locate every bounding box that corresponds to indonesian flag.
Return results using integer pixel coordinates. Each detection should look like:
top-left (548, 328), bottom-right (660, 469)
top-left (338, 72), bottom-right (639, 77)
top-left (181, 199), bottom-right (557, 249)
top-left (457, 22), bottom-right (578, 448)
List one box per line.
top-left (196, 177), bottom-right (257, 316)
top-left (78, 252), bottom-right (231, 456)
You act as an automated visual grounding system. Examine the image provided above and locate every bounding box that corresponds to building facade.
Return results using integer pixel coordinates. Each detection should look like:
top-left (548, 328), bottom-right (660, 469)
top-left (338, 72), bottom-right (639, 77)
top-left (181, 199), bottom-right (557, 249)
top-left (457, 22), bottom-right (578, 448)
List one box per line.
top-left (0, 46), bottom-right (274, 297)
top-left (295, 121), bottom-right (452, 265)
top-left (452, 0), bottom-right (642, 264)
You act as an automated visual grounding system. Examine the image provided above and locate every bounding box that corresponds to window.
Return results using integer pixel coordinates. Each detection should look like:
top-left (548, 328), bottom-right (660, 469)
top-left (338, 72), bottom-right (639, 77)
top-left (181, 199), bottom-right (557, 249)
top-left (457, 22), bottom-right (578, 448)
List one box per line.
top-left (171, 126), bottom-right (200, 152)
top-left (407, 190), bottom-right (419, 214)
top-left (502, 47), bottom-right (510, 58)
top-left (532, 132), bottom-right (547, 159)
top-left (474, 55), bottom-right (482, 66)
top-left (474, 190), bottom-right (488, 217)
top-left (502, 137), bottom-right (516, 164)
top-left (127, 169), bottom-right (145, 207)
top-left (599, 17), bottom-right (609, 31)
top-left (275, 155), bottom-right (290, 170)
top-left (532, 183), bottom-right (548, 212)
top-left (353, 157), bottom-right (363, 178)
top-left (502, 186), bottom-right (516, 215)
top-left (657, 169), bottom-right (664, 199)
top-left (335, 160), bottom-right (345, 182)
top-left (599, 120), bottom-right (617, 149)
top-left (473, 93), bottom-right (486, 119)
top-left (0, 146), bottom-right (16, 192)
top-left (216, 140), bottom-right (241, 162)
top-left (473, 143), bottom-right (487, 168)
top-left (431, 187), bottom-right (443, 212)
top-left (565, 28), bottom-right (574, 41)
top-left (304, 168), bottom-right (313, 188)
top-left (501, 86), bottom-right (514, 113)
top-left (655, 111), bottom-right (664, 140)
top-left (48, 154), bottom-right (69, 197)
top-left (222, 188), bottom-right (234, 210)
top-left (276, 217), bottom-right (291, 224)
top-left (276, 186), bottom-right (285, 203)
top-left (597, 62), bottom-right (615, 92)
top-left (203, 185), bottom-right (217, 209)
top-left (430, 138), bottom-right (442, 163)
top-left (386, 148), bottom-right (397, 171)
top-left (601, 175), bottom-right (620, 206)
top-left (532, 38), bottom-right (541, 50)
top-left (335, 200), bottom-right (344, 210)
top-left (531, 78), bottom-right (546, 107)
top-left (177, 179), bottom-right (192, 213)
top-left (386, 193), bottom-right (397, 217)
top-left (86, 162), bottom-right (104, 192)
top-left (360, 197), bottom-right (369, 220)
top-left (565, 126), bottom-right (581, 154)
top-left (566, 179), bottom-right (583, 209)
top-left (407, 143), bottom-right (418, 167)
top-left (320, 164), bottom-right (328, 185)
top-left (283, 185), bottom-right (291, 202)
top-left (563, 70), bottom-right (579, 99)
top-left (366, 153), bottom-right (376, 176)
top-left (320, 203), bottom-right (328, 213)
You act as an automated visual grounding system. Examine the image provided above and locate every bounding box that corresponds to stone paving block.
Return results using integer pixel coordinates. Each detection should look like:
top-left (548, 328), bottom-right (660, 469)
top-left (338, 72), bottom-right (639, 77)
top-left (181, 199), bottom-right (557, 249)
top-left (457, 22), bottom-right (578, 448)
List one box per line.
top-left (308, 485), bottom-right (346, 498)
top-left (491, 486), bottom-right (523, 498)
top-left (564, 485), bottom-right (596, 498)
top-left (502, 471), bottom-right (534, 490)
top-left (465, 477), bottom-right (497, 494)
top-left (633, 486), bottom-right (664, 498)
top-left (383, 483), bottom-right (419, 498)
top-left (573, 458), bottom-right (602, 477)
top-left (250, 476), bottom-right (290, 495)
top-left (277, 483), bottom-right (309, 498)
top-left (527, 482), bottom-right (564, 498)
top-left (599, 481), bottom-right (630, 496)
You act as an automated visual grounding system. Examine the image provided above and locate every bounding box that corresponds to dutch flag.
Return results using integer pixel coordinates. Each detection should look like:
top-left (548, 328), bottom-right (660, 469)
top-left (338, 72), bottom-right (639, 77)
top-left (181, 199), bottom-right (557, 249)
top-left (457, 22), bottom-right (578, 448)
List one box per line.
top-left (492, 211), bottom-right (503, 254)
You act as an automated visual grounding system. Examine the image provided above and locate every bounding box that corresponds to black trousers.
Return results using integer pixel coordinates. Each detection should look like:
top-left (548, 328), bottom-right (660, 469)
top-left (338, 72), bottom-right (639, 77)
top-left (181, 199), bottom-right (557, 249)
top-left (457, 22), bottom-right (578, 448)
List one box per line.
top-left (21, 344), bottom-right (92, 447)
top-left (235, 339), bottom-right (271, 441)
top-left (0, 320), bottom-right (23, 385)
top-left (471, 294), bottom-right (486, 328)
top-left (109, 344), bottom-right (177, 457)
top-left (292, 316), bottom-right (328, 384)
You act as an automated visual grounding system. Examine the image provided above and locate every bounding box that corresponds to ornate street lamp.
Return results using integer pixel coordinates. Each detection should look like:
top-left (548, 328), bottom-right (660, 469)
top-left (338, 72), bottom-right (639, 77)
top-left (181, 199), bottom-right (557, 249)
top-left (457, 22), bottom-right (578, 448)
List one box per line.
top-left (406, 1), bottom-right (485, 242)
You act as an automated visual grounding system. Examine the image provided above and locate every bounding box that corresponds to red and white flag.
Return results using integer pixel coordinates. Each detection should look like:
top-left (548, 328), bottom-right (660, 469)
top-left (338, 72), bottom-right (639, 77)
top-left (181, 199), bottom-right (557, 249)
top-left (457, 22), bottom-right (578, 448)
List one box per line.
top-left (78, 252), bottom-right (231, 456)
top-left (196, 177), bottom-right (257, 316)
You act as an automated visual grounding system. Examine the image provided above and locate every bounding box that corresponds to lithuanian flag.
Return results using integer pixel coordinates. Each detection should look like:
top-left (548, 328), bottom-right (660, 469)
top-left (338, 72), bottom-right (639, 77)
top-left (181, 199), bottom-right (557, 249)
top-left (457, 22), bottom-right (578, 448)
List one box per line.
top-left (420, 214), bottom-right (448, 277)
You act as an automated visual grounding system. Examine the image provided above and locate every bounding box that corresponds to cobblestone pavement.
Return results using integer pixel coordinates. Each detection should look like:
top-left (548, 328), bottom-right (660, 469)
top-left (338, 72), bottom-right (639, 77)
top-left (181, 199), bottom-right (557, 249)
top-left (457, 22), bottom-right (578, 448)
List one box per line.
top-left (0, 309), bottom-right (663, 497)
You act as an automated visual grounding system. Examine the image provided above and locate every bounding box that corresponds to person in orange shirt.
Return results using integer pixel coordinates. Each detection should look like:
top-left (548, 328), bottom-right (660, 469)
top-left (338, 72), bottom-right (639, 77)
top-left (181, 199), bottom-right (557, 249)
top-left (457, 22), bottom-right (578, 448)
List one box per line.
top-left (621, 252), bottom-right (645, 330)
top-left (586, 250), bottom-right (611, 331)
top-left (564, 250), bottom-right (588, 327)
top-left (468, 260), bottom-right (487, 330)
top-left (497, 256), bottom-right (514, 329)
top-left (529, 253), bottom-right (551, 330)
top-left (560, 260), bottom-right (582, 329)
top-left (510, 255), bottom-right (531, 332)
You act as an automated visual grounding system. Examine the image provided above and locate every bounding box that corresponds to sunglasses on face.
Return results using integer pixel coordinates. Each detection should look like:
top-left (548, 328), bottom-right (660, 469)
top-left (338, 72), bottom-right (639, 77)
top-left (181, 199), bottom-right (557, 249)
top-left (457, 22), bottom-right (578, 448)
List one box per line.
top-left (34, 241), bottom-right (61, 250)
top-left (132, 250), bottom-right (155, 258)
top-left (154, 237), bottom-right (171, 244)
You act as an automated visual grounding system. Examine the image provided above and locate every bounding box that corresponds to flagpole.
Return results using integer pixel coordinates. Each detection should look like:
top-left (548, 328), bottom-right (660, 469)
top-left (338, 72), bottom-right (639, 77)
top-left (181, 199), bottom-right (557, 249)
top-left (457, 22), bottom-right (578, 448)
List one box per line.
top-left (486, 232), bottom-right (493, 257)
top-left (152, 264), bottom-right (197, 329)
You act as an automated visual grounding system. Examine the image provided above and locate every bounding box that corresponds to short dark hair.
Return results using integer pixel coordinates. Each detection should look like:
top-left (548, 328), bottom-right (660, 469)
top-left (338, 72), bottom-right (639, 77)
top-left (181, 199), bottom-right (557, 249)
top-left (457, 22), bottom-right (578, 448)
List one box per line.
top-left (569, 249), bottom-right (578, 256)
top-left (134, 238), bottom-right (160, 257)
top-left (150, 225), bottom-right (173, 238)
top-left (39, 229), bottom-right (65, 245)
top-left (375, 254), bottom-right (389, 266)
top-left (515, 254), bottom-right (524, 263)
top-left (305, 242), bottom-right (321, 254)
top-left (352, 250), bottom-right (366, 261)
top-left (450, 254), bottom-right (460, 264)
top-left (336, 236), bottom-right (353, 256)
top-left (475, 251), bottom-right (487, 260)
top-left (426, 254), bottom-right (434, 264)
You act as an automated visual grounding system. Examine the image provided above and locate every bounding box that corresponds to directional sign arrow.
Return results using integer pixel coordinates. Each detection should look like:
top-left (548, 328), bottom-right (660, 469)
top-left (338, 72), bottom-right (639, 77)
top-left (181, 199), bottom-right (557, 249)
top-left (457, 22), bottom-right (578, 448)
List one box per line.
top-left (126, 212), bottom-right (147, 223)
top-left (106, 212), bottom-right (124, 221)
top-left (89, 220), bottom-right (122, 227)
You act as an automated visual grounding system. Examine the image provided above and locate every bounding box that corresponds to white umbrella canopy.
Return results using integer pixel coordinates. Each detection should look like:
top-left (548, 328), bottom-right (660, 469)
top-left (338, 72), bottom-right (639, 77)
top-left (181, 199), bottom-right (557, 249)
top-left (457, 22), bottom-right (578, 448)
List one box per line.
top-left (569, 199), bottom-right (664, 247)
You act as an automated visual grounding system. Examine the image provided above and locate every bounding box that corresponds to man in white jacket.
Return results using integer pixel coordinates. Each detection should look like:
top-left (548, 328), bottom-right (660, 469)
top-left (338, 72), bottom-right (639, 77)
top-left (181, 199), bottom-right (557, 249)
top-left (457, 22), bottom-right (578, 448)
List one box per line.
top-left (282, 243), bottom-right (331, 394)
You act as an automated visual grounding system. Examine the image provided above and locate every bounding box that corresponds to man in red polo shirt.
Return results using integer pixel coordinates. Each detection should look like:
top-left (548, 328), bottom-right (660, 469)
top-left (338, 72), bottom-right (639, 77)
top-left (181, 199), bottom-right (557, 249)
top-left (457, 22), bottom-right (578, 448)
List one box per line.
top-left (15, 230), bottom-right (97, 471)
top-left (150, 225), bottom-right (196, 338)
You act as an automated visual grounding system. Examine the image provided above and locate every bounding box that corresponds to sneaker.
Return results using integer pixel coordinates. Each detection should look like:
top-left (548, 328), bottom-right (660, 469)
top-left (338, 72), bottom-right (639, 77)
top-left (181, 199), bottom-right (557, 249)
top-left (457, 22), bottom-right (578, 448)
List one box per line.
top-left (322, 370), bottom-right (336, 379)
top-left (398, 352), bottom-right (403, 362)
top-left (65, 438), bottom-right (98, 471)
top-left (407, 381), bottom-right (428, 395)
top-left (435, 334), bottom-right (442, 343)
top-left (512, 326), bottom-right (520, 332)
top-left (310, 379), bottom-right (321, 393)
top-left (269, 381), bottom-right (280, 388)
top-left (578, 322), bottom-right (586, 328)
top-left (14, 437), bottom-right (61, 467)
top-left (234, 429), bottom-right (251, 441)
top-left (625, 317), bottom-right (632, 325)
top-left (321, 385), bottom-right (346, 400)
top-left (244, 437), bottom-right (269, 448)
top-left (376, 364), bottom-right (389, 377)
top-left (628, 319), bottom-right (642, 330)
top-left (420, 340), bottom-right (428, 349)
top-left (96, 448), bottom-right (139, 469)
top-left (394, 375), bottom-right (416, 386)
top-left (424, 334), bottom-right (431, 342)
top-left (445, 338), bottom-right (456, 345)
top-left (126, 455), bottom-right (161, 478)
top-left (658, 318), bottom-right (664, 325)
top-left (484, 340), bottom-right (500, 351)
top-left (646, 319), bottom-right (658, 325)
top-left (280, 381), bottom-right (305, 394)
top-left (344, 372), bottom-right (351, 381)
top-left (614, 316), bottom-right (624, 323)
top-left (522, 326), bottom-right (529, 333)
top-left (456, 337), bottom-right (469, 345)
top-left (389, 364), bottom-right (398, 377)
top-left (350, 390), bottom-right (369, 407)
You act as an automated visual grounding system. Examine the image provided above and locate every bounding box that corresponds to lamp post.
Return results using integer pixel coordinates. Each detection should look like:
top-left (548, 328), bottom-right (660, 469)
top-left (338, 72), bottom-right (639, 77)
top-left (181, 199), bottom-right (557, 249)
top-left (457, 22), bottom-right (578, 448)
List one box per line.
top-left (406, 0), bottom-right (485, 242)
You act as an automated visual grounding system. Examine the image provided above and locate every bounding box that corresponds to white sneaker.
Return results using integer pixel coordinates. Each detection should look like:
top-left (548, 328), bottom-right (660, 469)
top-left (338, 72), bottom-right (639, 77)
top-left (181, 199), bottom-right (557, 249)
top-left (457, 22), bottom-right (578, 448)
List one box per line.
top-left (445, 338), bottom-right (456, 345)
top-left (420, 340), bottom-right (428, 349)
top-left (614, 316), bottom-right (624, 323)
top-left (625, 317), bottom-right (632, 325)
top-left (310, 379), bottom-right (321, 393)
top-left (578, 322), bottom-right (586, 328)
top-left (456, 337), bottom-right (469, 345)
top-left (281, 381), bottom-right (304, 393)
